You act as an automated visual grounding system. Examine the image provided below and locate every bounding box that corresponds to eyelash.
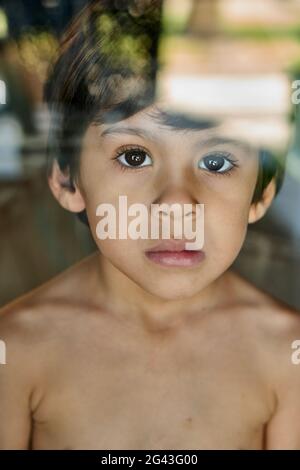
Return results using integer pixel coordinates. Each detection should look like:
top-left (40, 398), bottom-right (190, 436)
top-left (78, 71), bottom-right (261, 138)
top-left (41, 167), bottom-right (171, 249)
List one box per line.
top-left (201, 151), bottom-right (239, 177)
top-left (113, 145), bottom-right (151, 172)
top-left (112, 146), bottom-right (239, 175)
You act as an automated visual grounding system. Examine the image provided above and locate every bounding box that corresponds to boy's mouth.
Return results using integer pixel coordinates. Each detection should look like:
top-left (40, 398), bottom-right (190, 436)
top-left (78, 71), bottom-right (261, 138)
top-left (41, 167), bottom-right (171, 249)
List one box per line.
top-left (145, 240), bottom-right (205, 268)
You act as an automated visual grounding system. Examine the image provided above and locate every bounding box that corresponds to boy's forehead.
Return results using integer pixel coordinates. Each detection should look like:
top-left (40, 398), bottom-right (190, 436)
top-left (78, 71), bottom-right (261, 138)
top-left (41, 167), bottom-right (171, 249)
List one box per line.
top-left (98, 104), bottom-right (257, 151)
top-left (100, 103), bottom-right (213, 135)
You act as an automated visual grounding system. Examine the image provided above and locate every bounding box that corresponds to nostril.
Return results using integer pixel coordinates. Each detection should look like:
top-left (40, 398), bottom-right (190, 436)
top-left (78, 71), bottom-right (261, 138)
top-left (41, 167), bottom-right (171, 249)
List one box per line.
top-left (183, 209), bottom-right (194, 218)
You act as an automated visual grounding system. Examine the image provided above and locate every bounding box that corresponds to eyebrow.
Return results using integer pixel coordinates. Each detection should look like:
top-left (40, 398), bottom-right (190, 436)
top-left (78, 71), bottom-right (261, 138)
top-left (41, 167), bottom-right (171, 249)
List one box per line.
top-left (101, 126), bottom-right (253, 154)
top-left (101, 126), bottom-right (157, 141)
top-left (194, 136), bottom-right (254, 154)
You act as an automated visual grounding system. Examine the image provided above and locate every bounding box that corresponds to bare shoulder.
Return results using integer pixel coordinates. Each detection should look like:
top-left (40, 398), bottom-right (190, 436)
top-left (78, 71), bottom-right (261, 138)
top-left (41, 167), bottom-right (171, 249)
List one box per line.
top-left (228, 274), bottom-right (300, 449)
top-left (0, 252), bottom-right (102, 374)
top-left (226, 270), bottom-right (300, 374)
top-left (228, 269), bottom-right (300, 321)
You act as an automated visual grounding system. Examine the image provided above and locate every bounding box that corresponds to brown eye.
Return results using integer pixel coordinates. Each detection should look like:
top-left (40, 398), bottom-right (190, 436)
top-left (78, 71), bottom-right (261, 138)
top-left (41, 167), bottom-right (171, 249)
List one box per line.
top-left (198, 152), bottom-right (236, 173)
top-left (117, 148), bottom-right (152, 168)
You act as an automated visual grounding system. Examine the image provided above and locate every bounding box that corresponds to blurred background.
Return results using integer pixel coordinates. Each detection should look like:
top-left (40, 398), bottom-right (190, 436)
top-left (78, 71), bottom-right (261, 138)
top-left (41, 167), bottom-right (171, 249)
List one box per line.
top-left (0, 0), bottom-right (299, 308)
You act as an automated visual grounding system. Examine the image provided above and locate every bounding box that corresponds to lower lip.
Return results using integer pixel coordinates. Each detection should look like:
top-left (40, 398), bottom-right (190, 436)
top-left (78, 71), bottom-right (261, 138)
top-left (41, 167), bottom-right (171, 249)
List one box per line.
top-left (145, 250), bottom-right (205, 268)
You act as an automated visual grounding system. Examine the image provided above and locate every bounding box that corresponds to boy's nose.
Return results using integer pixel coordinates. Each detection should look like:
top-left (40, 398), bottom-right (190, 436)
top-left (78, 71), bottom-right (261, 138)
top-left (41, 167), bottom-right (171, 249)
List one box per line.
top-left (152, 186), bottom-right (199, 214)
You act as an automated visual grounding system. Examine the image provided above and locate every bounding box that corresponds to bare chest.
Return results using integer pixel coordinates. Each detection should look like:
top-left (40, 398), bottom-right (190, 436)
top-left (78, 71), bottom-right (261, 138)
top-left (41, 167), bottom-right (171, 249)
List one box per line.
top-left (32, 339), bottom-right (269, 450)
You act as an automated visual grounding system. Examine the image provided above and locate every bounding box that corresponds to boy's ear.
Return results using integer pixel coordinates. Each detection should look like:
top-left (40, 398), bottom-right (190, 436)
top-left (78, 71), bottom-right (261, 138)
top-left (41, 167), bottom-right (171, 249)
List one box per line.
top-left (248, 179), bottom-right (276, 224)
top-left (48, 160), bottom-right (85, 213)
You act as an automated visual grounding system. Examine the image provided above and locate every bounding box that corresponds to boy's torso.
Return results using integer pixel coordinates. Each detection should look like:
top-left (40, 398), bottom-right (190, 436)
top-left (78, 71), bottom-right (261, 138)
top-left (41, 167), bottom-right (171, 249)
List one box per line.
top-left (29, 279), bottom-right (275, 449)
top-left (1, 255), bottom-right (293, 450)
top-left (31, 309), bottom-right (271, 450)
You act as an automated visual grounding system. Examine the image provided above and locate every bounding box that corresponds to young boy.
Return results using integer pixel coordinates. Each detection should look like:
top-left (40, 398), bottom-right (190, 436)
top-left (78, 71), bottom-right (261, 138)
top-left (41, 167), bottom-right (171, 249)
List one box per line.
top-left (1, 0), bottom-right (300, 450)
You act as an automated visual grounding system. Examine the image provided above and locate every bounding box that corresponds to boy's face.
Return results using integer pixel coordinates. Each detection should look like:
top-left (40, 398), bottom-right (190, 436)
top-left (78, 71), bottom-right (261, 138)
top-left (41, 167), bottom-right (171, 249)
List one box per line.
top-left (66, 105), bottom-right (264, 300)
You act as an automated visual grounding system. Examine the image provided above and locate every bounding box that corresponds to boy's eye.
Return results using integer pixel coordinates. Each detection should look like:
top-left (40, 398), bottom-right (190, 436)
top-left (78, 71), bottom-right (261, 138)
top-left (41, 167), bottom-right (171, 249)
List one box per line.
top-left (198, 152), bottom-right (237, 173)
top-left (116, 148), bottom-right (152, 168)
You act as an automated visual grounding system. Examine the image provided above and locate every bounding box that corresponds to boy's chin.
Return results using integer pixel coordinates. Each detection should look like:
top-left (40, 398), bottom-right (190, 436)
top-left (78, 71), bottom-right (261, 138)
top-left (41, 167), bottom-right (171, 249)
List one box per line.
top-left (140, 281), bottom-right (205, 302)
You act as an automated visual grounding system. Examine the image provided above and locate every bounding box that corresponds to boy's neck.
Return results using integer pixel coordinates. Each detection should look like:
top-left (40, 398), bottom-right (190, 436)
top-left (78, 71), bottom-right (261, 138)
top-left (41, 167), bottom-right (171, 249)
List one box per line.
top-left (93, 253), bottom-right (233, 336)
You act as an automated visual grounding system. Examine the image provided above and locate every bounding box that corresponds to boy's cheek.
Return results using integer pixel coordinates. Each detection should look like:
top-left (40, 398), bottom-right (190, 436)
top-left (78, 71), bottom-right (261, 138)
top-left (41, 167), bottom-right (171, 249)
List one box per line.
top-left (206, 190), bottom-right (255, 228)
top-left (204, 200), bottom-right (250, 256)
top-left (78, 175), bottom-right (144, 211)
top-left (92, 239), bottom-right (144, 276)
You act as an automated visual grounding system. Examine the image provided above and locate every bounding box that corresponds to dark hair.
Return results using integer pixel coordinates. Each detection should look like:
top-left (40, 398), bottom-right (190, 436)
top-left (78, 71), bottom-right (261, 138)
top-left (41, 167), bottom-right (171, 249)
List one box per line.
top-left (44, 0), bottom-right (286, 225)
